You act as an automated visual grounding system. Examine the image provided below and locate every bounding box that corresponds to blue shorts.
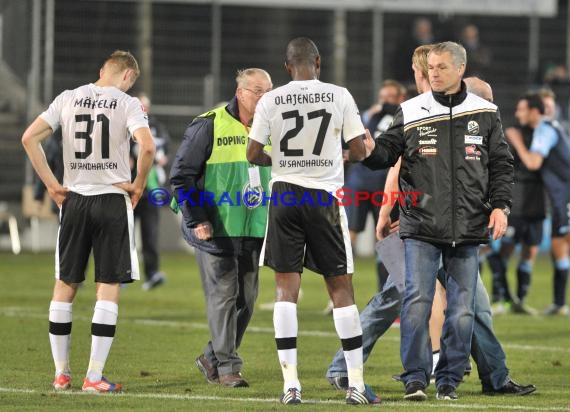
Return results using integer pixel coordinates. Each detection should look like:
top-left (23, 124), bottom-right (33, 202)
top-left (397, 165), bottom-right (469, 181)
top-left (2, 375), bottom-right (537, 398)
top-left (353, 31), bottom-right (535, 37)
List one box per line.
top-left (503, 216), bottom-right (544, 246)
top-left (550, 196), bottom-right (570, 237)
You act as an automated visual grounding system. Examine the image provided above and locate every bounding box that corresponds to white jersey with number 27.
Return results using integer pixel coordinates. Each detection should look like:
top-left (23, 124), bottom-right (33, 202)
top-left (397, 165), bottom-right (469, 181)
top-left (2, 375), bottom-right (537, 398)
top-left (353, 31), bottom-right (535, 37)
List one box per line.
top-left (249, 79), bottom-right (365, 194)
top-left (40, 83), bottom-right (149, 196)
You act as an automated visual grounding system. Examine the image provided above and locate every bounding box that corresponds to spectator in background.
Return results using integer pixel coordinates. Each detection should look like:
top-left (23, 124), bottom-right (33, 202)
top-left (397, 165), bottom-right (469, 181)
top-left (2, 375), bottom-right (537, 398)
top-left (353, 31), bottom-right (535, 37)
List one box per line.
top-left (362, 80), bottom-right (407, 126)
top-left (542, 65), bottom-right (570, 125)
top-left (505, 92), bottom-right (570, 316)
top-left (394, 17), bottom-right (436, 83)
top-left (540, 88), bottom-right (557, 119)
top-left (131, 93), bottom-right (169, 291)
top-left (543, 64), bottom-right (570, 86)
top-left (538, 88), bottom-right (562, 123)
top-left (366, 80), bottom-right (408, 138)
top-left (459, 24), bottom-right (492, 78)
top-left (538, 87), bottom-right (570, 140)
top-left (170, 68), bottom-right (273, 388)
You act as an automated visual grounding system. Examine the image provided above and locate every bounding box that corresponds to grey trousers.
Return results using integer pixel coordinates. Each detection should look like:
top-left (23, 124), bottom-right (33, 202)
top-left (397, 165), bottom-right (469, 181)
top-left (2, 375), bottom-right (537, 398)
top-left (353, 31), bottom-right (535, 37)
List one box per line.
top-left (195, 239), bottom-right (261, 376)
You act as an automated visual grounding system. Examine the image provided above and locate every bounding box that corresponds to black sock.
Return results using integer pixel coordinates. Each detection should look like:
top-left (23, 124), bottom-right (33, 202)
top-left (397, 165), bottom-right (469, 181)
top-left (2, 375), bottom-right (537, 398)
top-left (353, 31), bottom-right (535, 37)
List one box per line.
top-left (517, 268), bottom-right (531, 301)
top-left (554, 268), bottom-right (569, 307)
top-left (488, 253), bottom-right (512, 302)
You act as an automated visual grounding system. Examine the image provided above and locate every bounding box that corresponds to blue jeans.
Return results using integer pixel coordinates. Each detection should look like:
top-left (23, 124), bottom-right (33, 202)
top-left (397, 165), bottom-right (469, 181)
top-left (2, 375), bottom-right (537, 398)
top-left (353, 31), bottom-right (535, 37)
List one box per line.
top-left (325, 277), bottom-right (402, 378)
top-left (458, 273), bottom-right (509, 389)
top-left (401, 239), bottom-right (477, 389)
top-left (325, 242), bottom-right (509, 391)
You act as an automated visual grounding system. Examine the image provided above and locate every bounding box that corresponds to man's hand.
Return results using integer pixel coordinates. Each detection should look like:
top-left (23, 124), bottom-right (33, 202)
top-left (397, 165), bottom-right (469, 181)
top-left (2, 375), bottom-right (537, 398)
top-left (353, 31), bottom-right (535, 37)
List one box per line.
top-left (363, 129), bottom-right (376, 158)
top-left (114, 182), bottom-right (144, 209)
top-left (488, 208), bottom-right (508, 240)
top-left (504, 127), bottom-right (523, 149)
top-left (194, 221), bottom-right (213, 240)
top-left (47, 184), bottom-right (69, 208)
top-left (376, 215), bottom-right (399, 240)
top-left (504, 126), bottom-right (544, 171)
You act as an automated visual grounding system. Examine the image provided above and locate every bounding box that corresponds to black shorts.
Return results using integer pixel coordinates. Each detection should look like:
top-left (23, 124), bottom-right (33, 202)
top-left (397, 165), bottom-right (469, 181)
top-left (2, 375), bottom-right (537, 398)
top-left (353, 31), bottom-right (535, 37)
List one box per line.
top-left (550, 197), bottom-right (570, 237)
top-left (56, 192), bottom-right (138, 284)
top-left (503, 216), bottom-right (544, 246)
top-left (261, 181), bottom-right (353, 276)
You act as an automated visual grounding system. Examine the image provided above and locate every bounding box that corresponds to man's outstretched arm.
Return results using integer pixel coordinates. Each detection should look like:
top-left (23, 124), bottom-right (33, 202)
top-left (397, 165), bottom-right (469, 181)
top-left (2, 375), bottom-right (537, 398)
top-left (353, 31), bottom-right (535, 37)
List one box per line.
top-left (247, 139), bottom-right (272, 166)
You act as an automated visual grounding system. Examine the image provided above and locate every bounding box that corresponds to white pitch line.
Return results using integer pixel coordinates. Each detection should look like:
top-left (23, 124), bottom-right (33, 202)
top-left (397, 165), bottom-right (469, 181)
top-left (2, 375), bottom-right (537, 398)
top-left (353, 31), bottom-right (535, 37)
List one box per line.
top-left (0, 387), bottom-right (340, 405)
top-left (0, 387), bottom-right (568, 411)
top-left (2, 307), bottom-right (569, 353)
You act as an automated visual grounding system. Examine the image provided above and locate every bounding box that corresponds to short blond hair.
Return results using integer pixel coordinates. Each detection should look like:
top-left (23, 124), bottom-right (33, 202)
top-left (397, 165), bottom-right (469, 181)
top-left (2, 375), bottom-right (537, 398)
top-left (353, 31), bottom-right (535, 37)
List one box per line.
top-left (412, 44), bottom-right (435, 79)
top-left (103, 50), bottom-right (140, 79)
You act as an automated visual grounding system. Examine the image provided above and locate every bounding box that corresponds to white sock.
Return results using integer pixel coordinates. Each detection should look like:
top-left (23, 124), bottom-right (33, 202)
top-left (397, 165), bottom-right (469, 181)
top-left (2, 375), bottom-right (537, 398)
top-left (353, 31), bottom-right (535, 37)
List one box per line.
top-left (333, 304), bottom-right (364, 392)
top-left (274, 301), bottom-right (300, 392)
top-left (87, 300), bottom-right (118, 382)
top-left (433, 350), bottom-right (440, 371)
top-left (49, 301), bottom-right (73, 376)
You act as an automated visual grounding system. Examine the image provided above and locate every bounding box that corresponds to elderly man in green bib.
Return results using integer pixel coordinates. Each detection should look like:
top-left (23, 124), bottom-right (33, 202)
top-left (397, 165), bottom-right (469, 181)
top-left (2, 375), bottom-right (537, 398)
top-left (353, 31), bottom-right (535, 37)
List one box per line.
top-left (170, 68), bottom-right (273, 388)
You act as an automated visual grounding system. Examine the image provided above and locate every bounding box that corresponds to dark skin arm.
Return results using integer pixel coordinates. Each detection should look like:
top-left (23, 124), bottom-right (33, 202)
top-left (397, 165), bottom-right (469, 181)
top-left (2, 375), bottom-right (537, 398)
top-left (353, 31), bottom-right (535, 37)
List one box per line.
top-left (246, 139), bottom-right (272, 166)
top-left (346, 132), bottom-right (366, 162)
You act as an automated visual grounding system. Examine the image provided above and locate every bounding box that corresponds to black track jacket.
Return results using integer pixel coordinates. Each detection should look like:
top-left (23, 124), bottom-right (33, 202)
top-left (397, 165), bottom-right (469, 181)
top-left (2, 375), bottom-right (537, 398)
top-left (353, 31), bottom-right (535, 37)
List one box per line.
top-left (364, 82), bottom-right (514, 246)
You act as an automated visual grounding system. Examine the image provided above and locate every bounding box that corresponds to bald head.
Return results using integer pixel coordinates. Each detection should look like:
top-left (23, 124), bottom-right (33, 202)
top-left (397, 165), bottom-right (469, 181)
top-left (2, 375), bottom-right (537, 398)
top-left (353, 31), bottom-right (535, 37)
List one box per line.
top-left (285, 37), bottom-right (320, 67)
top-left (464, 77), bottom-right (493, 102)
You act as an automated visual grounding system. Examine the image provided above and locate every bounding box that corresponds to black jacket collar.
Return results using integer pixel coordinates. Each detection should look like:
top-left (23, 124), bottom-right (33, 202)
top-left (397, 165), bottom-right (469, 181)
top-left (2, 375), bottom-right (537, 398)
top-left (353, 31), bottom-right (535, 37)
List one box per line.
top-left (432, 80), bottom-right (468, 107)
top-left (225, 96), bottom-right (241, 122)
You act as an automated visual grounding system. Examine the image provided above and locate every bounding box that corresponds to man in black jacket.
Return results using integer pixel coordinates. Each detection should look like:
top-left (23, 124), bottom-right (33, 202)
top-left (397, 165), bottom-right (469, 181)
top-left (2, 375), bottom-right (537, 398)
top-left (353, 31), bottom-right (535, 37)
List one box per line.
top-left (363, 41), bottom-right (514, 401)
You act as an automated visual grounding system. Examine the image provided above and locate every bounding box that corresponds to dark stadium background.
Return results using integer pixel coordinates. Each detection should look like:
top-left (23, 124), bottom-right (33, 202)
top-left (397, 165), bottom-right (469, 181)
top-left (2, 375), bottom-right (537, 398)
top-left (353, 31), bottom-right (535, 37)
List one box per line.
top-left (0, 0), bottom-right (567, 252)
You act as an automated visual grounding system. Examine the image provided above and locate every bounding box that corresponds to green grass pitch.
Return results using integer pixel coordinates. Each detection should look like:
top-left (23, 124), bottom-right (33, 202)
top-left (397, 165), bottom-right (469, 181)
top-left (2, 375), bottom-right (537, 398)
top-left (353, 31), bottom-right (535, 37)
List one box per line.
top-left (0, 251), bottom-right (569, 411)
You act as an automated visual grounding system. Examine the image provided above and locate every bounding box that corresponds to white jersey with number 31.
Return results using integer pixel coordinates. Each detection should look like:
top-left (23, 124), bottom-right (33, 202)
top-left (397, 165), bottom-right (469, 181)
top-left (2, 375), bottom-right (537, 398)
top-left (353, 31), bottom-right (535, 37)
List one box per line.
top-left (249, 79), bottom-right (365, 194)
top-left (40, 83), bottom-right (149, 196)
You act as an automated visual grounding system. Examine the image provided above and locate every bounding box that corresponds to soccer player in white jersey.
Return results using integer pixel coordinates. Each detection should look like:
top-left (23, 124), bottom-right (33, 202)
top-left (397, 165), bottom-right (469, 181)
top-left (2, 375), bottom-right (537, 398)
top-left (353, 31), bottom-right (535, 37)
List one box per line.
top-left (247, 37), bottom-right (380, 405)
top-left (22, 50), bottom-right (155, 393)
